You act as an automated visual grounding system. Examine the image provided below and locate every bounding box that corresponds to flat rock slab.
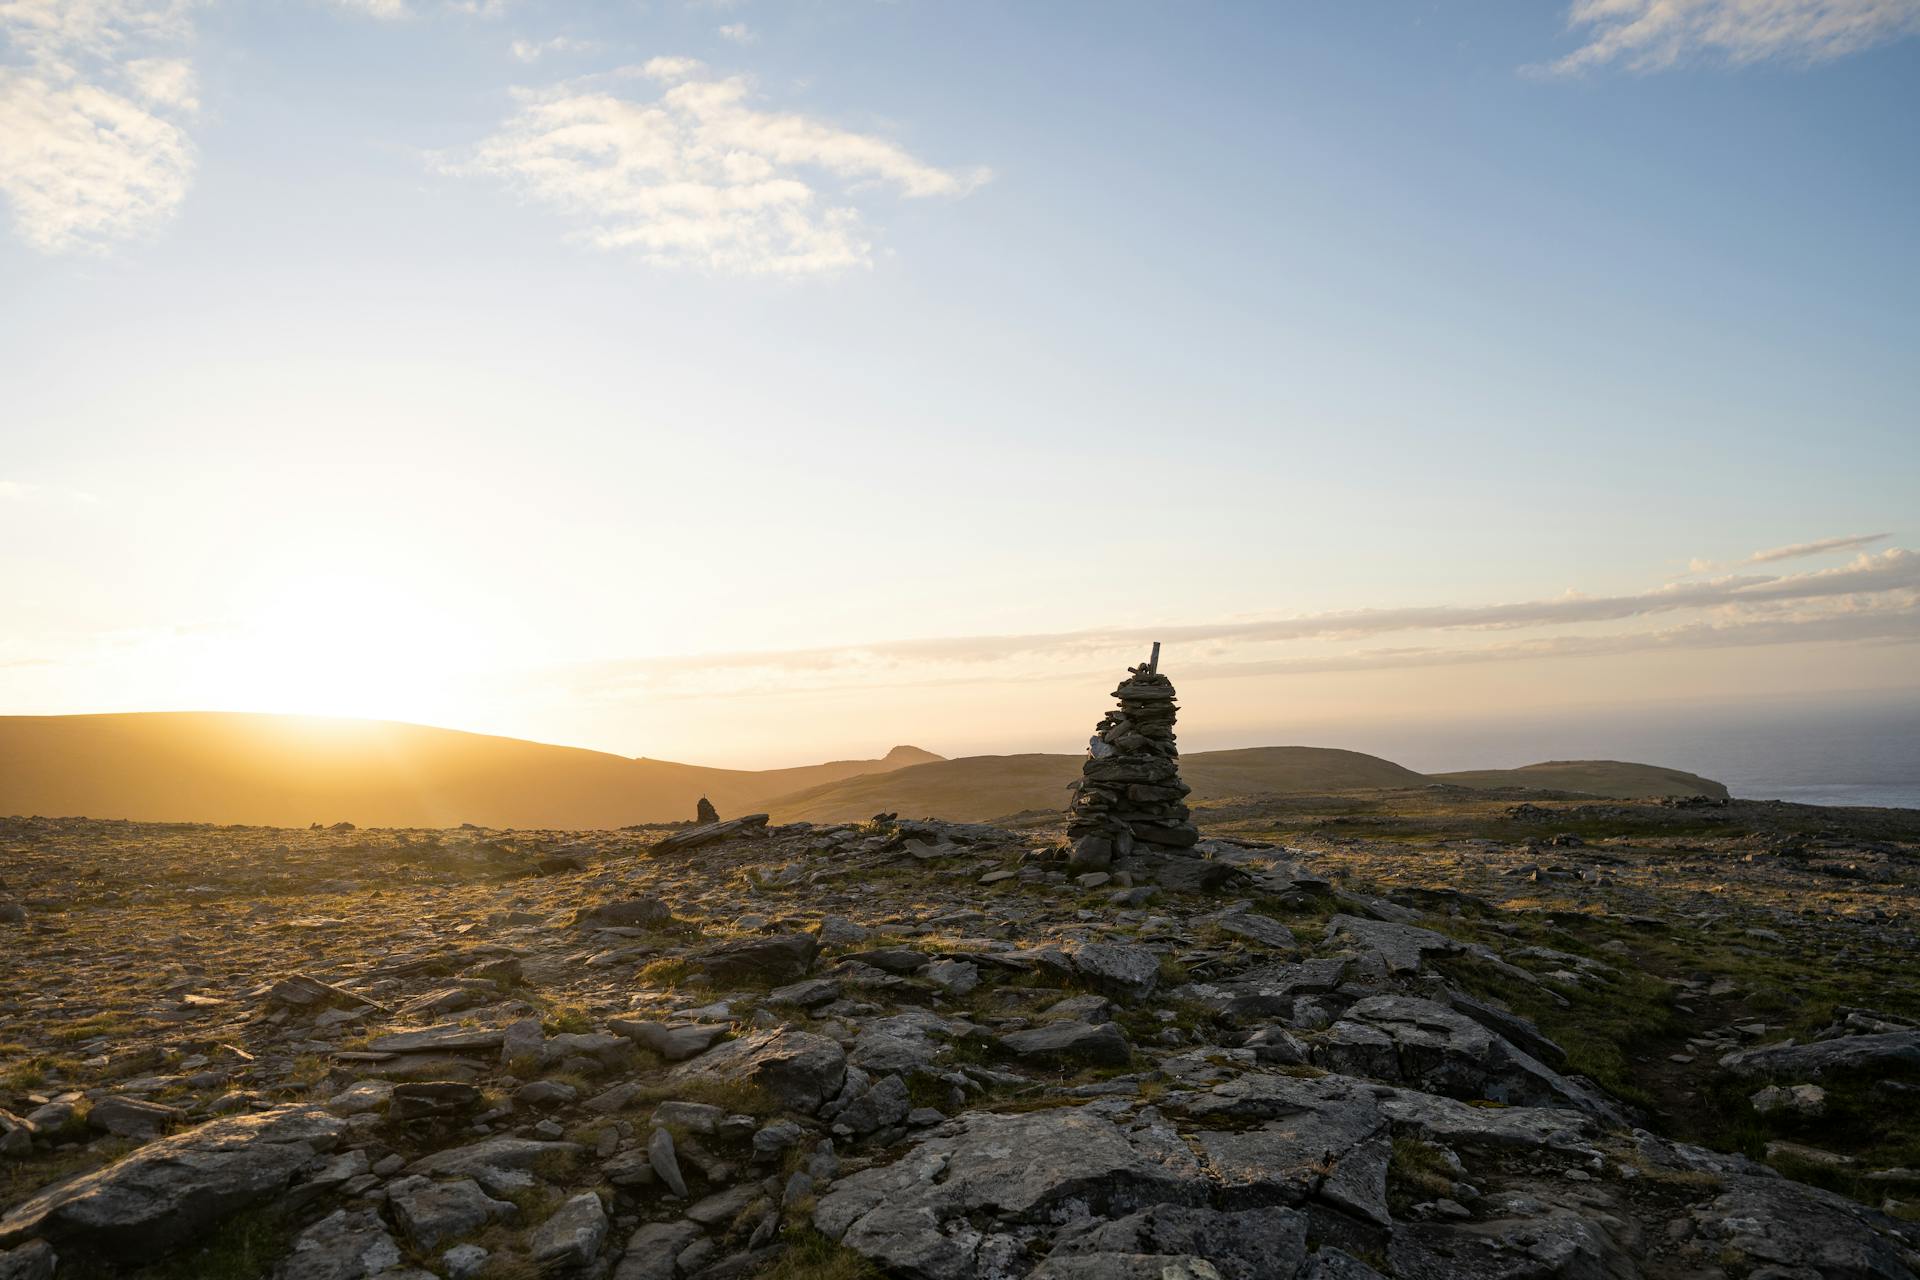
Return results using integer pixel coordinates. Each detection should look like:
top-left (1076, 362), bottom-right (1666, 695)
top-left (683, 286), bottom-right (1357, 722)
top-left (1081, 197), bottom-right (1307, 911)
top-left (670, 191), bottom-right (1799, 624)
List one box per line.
top-left (572, 898), bottom-right (675, 929)
top-left (1719, 1030), bottom-right (1920, 1079)
top-left (1001, 1021), bottom-right (1132, 1067)
top-left (653, 814), bottom-right (770, 854)
top-left (366, 1024), bottom-right (507, 1054)
top-left (815, 1105), bottom-right (1210, 1280)
top-left (669, 1027), bottom-right (848, 1113)
top-left (1072, 943), bottom-right (1160, 1000)
top-left (612, 1019), bottom-right (728, 1062)
top-left (0, 1105), bottom-right (346, 1262)
top-left (692, 933), bottom-right (819, 985)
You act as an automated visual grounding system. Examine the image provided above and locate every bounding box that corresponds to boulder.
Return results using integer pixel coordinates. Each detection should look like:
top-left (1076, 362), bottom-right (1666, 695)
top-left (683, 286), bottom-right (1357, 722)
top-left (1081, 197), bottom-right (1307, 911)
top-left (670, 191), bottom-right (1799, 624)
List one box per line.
top-left (653, 814), bottom-right (770, 853)
top-left (271, 1208), bottom-right (403, 1280)
top-left (86, 1095), bottom-right (183, 1138)
top-left (528, 1191), bottom-right (608, 1270)
top-left (612, 1019), bottom-right (728, 1061)
top-left (692, 933), bottom-right (819, 985)
top-left (1720, 1030), bottom-right (1920, 1079)
top-left (386, 1176), bottom-right (516, 1250)
top-left (815, 1106), bottom-right (1212, 1280)
top-left (1072, 943), bottom-right (1160, 1000)
top-left (669, 1028), bottom-right (848, 1113)
top-left (573, 898), bottom-right (675, 929)
top-left (1001, 1021), bottom-right (1132, 1067)
top-left (613, 1221), bottom-right (704, 1280)
top-left (0, 1105), bottom-right (346, 1262)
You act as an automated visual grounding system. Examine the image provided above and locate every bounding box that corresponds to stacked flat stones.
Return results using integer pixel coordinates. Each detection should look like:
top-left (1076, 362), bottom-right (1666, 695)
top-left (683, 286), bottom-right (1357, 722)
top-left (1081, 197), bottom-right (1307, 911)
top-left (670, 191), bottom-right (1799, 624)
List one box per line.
top-left (1066, 658), bottom-right (1199, 870)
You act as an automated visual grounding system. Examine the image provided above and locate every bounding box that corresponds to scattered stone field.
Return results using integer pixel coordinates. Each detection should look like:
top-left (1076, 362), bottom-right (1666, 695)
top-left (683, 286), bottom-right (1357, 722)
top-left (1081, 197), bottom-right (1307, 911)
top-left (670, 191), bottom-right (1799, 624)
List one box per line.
top-left (1, 790), bottom-right (1917, 1279)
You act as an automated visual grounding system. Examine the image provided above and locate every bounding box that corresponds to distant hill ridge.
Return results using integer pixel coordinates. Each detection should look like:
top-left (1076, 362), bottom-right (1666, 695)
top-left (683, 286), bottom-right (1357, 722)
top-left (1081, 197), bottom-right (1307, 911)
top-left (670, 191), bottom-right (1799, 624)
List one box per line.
top-left (0, 712), bottom-right (1726, 829)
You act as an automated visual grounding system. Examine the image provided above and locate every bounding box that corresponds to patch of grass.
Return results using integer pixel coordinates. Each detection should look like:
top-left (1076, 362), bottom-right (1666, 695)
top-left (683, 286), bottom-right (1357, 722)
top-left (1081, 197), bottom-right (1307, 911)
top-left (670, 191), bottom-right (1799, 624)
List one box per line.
top-left (1433, 953), bottom-right (1677, 1111)
top-left (637, 958), bottom-right (695, 988)
top-left (629, 1076), bottom-right (782, 1117)
top-left (50, 1013), bottom-right (159, 1044)
top-left (541, 1003), bottom-right (595, 1035)
top-left (1386, 1136), bottom-right (1455, 1216)
top-left (1692, 1064), bottom-right (1920, 1204)
top-left (748, 1228), bottom-right (883, 1274)
top-left (1, 1137), bottom-right (135, 1210)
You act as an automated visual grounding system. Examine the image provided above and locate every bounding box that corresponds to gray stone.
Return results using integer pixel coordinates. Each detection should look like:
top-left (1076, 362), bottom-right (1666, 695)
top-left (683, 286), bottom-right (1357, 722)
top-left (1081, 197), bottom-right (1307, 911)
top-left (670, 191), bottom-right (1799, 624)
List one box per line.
top-left (692, 933), bottom-right (819, 985)
top-left (1210, 911), bottom-right (1297, 951)
top-left (669, 1027), bottom-right (848, 1113)
top-left (1071, 942), bottom-right (1160, 999)
top-left (1046, 1204), bottom-right (1310, 1280)
top-left (1721, 1030), bottom-right (1920, 1079)
top-left (1001, 1020), bottom-right (1132, 1066)
top-left (87, 1095), bottom-right (184, 1138)
top-left (1323, 915), bottom-right (1462, 974)
top-left (441, 1243), bottom-right (489, 1280)
top-left (528, 1191), bottom-right (608, 1270)
top-left (387, 1176), bottom-right (516, 1250)
top-left (272, 1209), bottom-right (402, 1280)
top-left (653, 1100), bottom-right (725, 1134)
top-left (612, 1221), bottom-right (703, 1280)
top-left (404, 1135), bottom-right (584, 1196)
top-left (1691, 1178), bottom-right (1916, 1280)
top-left (514, 1079), bottom-right (579, 1108)
top-left (0, 1104), bottom-right (346, 1261)
top-left (834, 1073), bottom-right (912, 1136)
top-left (612, 1018), bottom-right (729, 1061)
top-left (367, 1024), bottom-right (506, 1054)
top-left (815, 1106), bottom-right (1210, 1280)
top-left (0, 1241), bottom-right (55, 1280)
top-left (388, 1081), bottom-right (482, 1122)
top-left (573, 898), bottom-right (674, 929)
top-left (648, 1125), bottom-right (689, 1199)
top-left (767, 978), bottom-right (841, 1008)
top-left (925, 960), bottom-right (981, 996)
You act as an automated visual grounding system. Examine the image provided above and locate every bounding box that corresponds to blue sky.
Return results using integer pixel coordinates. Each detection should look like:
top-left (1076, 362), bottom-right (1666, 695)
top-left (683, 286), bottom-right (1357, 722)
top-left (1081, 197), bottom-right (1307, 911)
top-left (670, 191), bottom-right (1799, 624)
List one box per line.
top-left (2, 1), bottom-right (1917, 764)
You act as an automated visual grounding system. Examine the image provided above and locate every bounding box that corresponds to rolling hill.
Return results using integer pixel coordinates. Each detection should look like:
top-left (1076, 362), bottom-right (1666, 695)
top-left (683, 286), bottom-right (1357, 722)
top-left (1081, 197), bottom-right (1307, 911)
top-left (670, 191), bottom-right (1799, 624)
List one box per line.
top-left (762, 748), bottom-right (1727, 822)
top-left (0, 713), bottom-right (940, 828)
top-left (1430, 760), bottom-right (1729, 800)
top-left (764, 746), bottom-right (1430, 823)
top-left (0, 713), bottom-right (1727, 828)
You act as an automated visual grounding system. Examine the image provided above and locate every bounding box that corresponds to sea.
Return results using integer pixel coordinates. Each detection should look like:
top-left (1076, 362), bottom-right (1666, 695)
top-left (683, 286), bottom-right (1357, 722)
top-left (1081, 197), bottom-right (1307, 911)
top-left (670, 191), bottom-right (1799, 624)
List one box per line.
top-left (1306, 694), bottom-right (1920, 811)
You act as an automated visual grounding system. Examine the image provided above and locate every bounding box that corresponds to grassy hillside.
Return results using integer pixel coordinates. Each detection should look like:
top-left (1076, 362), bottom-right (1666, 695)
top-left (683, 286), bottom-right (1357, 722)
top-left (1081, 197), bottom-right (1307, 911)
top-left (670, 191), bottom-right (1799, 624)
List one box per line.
top-left (0, 713), bottom-right (939, 828)
top-left (765, 745), bottom-right (1431, 823)
top-left (1431, 759), bottom-right (1730, 800)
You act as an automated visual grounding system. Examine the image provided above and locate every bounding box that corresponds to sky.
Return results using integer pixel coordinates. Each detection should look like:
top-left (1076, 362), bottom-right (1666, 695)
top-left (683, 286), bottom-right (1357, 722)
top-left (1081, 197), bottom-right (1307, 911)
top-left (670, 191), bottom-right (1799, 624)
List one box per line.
top-left (2, 0), bottom-right (1918, 769)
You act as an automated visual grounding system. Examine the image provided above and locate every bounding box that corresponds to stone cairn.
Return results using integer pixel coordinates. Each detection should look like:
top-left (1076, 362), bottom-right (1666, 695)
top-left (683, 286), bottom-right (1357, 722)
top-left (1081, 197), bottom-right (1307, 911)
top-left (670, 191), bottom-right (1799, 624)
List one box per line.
top-left (695, 796), bottom-right (720, 825)
top-left (1066, 642), bottom-right (1198, 870)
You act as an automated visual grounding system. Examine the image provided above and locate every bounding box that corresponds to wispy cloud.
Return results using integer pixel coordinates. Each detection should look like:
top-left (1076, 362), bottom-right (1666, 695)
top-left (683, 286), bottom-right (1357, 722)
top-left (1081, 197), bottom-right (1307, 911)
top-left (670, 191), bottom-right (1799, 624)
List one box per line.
top-left (0, 0), bottom-right (199, 252)
top-left (716, 22), bottom-right (754, 44)
top-left (1537, 0), bottom-right (1920, 74)
top-left (558, 546), bottom-right (1920, 700)
top-left (1747, 531), bottom-right (1891, 563)
top-left (448, 56), bottom-right (989, 275)
top-left (509, 35), bottom-right (598, 62)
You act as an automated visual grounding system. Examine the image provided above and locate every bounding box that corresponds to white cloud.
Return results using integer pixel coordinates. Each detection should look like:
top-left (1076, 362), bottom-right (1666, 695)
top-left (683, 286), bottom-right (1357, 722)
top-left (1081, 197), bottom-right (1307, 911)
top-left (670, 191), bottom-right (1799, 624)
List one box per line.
top-left (1538, 0), bottom-right (1920, 74)
top-left (1747, 531), bottom-right (1891, 563)
top-left (716, 22), bottom-right (754, 44)
top-left (510, 35), bottom-right (597, 62)
top-left (326, 0), bottom-right (414, 19)
top-left (0, 0), bottom-right (199, 252)
top-left (452, 58), bottom-right (988, 275)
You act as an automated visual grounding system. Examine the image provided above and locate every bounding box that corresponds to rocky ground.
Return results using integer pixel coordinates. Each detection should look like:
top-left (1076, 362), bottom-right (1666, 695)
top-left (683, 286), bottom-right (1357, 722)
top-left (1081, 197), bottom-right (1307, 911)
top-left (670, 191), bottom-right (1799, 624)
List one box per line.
top-left (1, 790), bottom-right (1918, 1279)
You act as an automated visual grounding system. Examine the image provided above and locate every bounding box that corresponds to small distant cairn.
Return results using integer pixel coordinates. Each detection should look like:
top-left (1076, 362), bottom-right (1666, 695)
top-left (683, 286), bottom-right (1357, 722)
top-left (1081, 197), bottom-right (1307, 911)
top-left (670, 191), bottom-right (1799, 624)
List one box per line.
top-left (695, 796), bottom-right (719, 825)
top-left (1066, 642), bottom-right (1198, 870)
